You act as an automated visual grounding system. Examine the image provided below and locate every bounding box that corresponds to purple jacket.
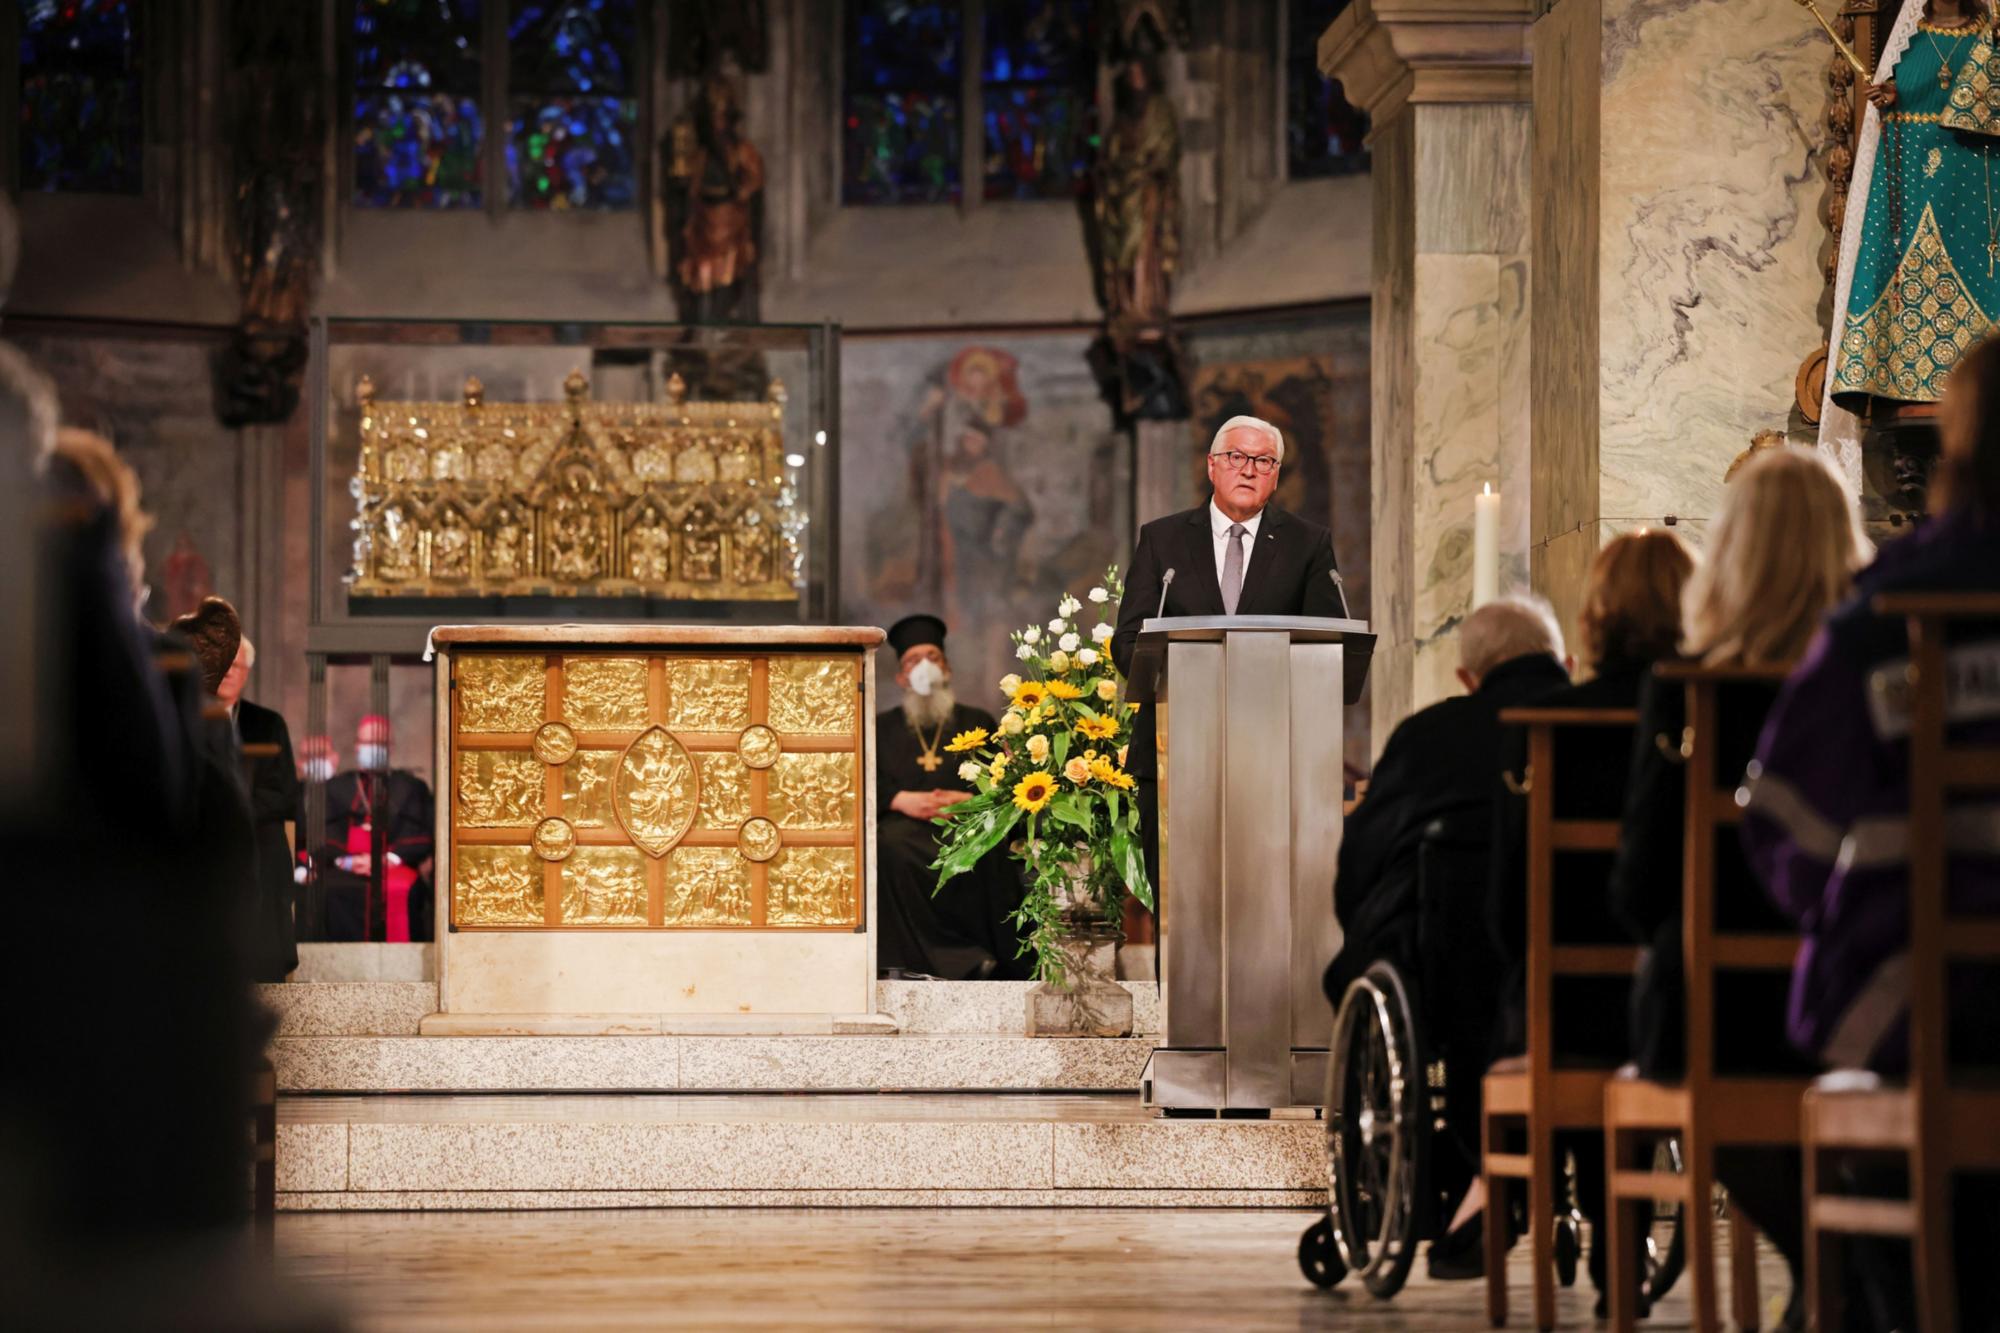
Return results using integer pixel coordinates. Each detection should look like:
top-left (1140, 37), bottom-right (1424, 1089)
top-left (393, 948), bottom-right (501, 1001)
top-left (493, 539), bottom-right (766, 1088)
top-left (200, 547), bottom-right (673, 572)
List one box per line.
top-left (1740, 511), bottom-right (2000, 1073)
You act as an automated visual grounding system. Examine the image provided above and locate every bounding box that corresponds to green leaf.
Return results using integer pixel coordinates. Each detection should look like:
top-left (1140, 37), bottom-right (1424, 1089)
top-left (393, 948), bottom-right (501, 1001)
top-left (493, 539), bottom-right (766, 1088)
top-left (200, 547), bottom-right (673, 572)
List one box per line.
top-left (1052, 730), bottom-right (1070, 767)
top-left (1105, 787), bottom-right (1121, 831)
top-left (1045, 791), bottom-right (1092, 834)
top-left (930, 801), bottom-right (1023, 889)
top-left (1110, 825), bottom-right (1153, 910)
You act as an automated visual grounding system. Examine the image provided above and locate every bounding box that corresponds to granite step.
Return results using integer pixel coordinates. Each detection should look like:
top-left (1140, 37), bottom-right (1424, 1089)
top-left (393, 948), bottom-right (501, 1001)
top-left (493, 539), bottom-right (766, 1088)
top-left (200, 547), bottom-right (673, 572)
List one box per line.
top-left (275, 1092), bottom-right (1325, 1210)
top-left (272, 1033), bottom-right (1157, 1093)
top-left (260, 979), bottom-right (1162, 1038)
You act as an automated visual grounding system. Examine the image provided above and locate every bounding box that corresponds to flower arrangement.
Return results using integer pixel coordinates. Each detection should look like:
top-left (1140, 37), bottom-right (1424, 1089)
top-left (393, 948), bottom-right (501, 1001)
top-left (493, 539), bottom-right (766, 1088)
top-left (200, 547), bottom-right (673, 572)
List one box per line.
top-left (929, 567), bottom-right (1153, 985)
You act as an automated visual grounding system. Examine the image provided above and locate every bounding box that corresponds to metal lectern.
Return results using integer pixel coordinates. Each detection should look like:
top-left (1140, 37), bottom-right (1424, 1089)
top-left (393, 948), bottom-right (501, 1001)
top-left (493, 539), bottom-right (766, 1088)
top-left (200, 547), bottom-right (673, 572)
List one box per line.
top-left (1126, 615), bottom-right (1374, 1112)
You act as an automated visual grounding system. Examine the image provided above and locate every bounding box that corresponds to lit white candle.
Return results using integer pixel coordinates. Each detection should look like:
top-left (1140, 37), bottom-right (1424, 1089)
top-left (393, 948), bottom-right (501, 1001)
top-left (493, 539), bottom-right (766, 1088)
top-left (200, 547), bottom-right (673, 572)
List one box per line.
top-left (1473, 483), bottom-right (1500, 608)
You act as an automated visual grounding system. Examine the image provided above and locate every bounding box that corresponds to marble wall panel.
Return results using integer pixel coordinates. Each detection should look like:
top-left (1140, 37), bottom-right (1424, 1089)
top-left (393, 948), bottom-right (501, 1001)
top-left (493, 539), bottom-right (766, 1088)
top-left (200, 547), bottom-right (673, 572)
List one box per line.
top-left (1596, 0), bottom-right (1828, 528)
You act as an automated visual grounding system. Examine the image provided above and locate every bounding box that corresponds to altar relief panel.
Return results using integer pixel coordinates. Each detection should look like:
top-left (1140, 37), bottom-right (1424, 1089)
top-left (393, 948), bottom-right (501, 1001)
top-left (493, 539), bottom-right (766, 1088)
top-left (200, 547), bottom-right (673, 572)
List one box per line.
top-left (450, 650), bottom-right (863, 930)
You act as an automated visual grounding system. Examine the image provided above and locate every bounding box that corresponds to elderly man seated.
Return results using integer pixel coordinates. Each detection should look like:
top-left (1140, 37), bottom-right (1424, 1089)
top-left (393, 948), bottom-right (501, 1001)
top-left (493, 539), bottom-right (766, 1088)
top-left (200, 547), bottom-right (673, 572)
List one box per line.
top-left (1324, 595), bottom-right (1571, 1277)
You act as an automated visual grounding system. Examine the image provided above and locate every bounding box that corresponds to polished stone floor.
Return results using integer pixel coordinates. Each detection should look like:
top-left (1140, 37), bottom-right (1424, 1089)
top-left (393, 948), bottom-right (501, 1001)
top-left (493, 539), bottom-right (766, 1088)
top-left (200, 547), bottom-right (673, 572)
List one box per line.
top-left (275, 1207), bottom-right (1794, 1331)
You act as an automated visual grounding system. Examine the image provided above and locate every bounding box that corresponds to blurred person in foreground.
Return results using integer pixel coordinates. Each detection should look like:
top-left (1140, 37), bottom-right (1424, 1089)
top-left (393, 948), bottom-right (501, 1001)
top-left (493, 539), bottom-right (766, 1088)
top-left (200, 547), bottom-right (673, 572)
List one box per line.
top-left (1742, 335), bottom-right (2000, 1331)
top-left (1609, 445), bottom-right (1868, 1329)
top-left (1483, 529), bottom-right (1695, 1306)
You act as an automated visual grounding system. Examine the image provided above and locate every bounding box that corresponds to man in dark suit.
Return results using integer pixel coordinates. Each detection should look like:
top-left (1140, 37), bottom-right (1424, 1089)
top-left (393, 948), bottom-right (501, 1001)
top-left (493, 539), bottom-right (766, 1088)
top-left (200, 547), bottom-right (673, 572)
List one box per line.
top-left (1109, 414), bottom-right (1346, 896)
top-left (215, 633), bottom-right (303, 982)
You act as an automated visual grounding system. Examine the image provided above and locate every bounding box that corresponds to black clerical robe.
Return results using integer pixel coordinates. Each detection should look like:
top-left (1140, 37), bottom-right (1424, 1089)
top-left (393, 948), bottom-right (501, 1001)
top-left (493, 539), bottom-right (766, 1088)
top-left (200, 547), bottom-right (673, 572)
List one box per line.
top-left (237, 699), bottom-right (302, 981)
top-left (317, 768), bottom-right (436, 942)
top-left (874, 702), bottom-right (1031, 980)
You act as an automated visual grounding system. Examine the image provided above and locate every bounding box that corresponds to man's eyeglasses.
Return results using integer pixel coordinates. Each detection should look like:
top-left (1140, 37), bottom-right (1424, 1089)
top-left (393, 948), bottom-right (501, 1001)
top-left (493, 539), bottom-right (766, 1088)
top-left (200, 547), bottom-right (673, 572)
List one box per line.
top-left (1212, 450), bottom-right (1279, 477)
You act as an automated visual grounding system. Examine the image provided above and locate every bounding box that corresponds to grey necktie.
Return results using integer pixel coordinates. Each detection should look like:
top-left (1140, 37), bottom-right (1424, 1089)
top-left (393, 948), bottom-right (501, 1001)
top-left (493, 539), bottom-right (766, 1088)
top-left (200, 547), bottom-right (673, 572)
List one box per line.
top-left (1221, 522), bottom-right (1247, 614)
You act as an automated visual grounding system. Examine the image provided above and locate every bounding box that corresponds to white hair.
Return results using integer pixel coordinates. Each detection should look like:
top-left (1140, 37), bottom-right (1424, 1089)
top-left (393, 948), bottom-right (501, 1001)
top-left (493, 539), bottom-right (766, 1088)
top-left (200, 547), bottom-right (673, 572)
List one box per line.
top-left (240, 635), bottom-right (257, 669)
top-left (1459, 594), bottom-right (1565, 682)
top-left (1208, 414), bottom-right (1285, 464)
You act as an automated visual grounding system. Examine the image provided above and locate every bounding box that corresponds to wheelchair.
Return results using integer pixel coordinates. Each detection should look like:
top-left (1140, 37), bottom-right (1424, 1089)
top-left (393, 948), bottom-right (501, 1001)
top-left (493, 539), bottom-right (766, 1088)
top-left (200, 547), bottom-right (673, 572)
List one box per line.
top-left (1298, 819), bottom-right (1687, 1305)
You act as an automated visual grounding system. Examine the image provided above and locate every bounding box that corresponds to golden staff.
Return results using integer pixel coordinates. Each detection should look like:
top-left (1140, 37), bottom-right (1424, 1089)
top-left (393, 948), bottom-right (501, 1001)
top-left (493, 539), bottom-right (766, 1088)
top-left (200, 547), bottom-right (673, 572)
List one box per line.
top-left (1793, 0), bottom-right (1874, 81)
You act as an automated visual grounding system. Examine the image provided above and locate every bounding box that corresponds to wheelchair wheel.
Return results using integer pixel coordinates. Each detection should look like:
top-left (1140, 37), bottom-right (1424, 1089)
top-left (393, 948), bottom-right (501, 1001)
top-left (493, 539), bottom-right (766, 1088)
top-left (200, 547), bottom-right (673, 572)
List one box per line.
top-left (1642, 1138), bottom-right (1687, 1304)
top-left (1327, 961), bottom-right (1427, 1300)
top-left (1297, 1215), bottom-right (1346, 1289)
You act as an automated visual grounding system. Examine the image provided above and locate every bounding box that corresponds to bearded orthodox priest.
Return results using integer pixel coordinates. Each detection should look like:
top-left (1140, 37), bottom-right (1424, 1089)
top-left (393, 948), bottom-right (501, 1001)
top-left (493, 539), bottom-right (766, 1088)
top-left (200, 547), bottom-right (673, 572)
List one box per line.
top-left (1823, 0), bottom-right (2000, 490)
top-left (874, 614), bottom-right (1031, 980)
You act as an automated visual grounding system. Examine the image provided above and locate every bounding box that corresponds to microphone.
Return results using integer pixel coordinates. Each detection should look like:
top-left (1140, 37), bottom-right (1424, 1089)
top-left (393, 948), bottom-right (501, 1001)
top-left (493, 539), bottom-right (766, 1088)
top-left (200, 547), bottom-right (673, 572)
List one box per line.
top-left (1328, 568), bottom-right (1352, 620)
top-left (1155, 568), bottom-right (1177, 620)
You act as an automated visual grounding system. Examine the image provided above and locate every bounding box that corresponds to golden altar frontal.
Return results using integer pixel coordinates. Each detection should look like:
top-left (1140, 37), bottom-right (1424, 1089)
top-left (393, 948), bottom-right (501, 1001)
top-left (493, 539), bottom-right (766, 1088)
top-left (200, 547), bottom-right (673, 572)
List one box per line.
top-left (429, 624), bottom-right (883, 1029)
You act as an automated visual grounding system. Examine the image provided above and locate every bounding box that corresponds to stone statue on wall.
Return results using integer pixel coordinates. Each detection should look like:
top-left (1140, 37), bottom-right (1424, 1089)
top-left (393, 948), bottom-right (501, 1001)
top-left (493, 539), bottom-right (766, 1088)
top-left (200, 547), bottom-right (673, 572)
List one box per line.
top-left (663, 73), bottom-right (767, 399)
top-left (1088, 2), bottom-right (1192, 421)
top-left (214, 0), bottom-right (321, 427)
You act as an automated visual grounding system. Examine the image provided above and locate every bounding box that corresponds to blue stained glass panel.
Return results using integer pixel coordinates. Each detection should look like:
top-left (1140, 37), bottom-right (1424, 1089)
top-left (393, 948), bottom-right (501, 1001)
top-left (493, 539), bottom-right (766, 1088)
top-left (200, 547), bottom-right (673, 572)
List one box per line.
top-left (506, 95), bottom-right (636, 209)
top-left (845, 1), bottom-right (960, 91)
top-left (982, 85), bottom-right (1092, 202)
top-left (354, 93), bottom-right (485, 208)
top-left (19, 0), bottom-right (143, 193)
top-left (508, 0), bottom-right (635, 97)
top-left (843, 92), bottom-right (960, 206)
top-left (1287, 0), bottom-right (1369, 179)
top-left (353, 0), bottom-right (483, 208)
top-left (981, 0), bottom-right (1093, 85)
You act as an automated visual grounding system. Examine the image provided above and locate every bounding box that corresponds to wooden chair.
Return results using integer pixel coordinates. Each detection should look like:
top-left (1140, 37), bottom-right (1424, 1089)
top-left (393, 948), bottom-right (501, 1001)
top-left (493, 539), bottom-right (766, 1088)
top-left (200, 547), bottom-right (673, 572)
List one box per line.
top-left (1802, 592), bottom-right (2000, 1332)
top-left (1604, 664), bottom-right (1803, 1333)
top-left (1484, 706), bottom-right (1641, 1330)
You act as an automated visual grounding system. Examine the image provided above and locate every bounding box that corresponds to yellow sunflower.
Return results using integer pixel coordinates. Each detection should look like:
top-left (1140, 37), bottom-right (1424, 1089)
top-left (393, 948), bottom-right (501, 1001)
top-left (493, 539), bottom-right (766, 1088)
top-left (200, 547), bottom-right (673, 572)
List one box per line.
top-left (945, 727), bottom-right (989, 752)
top-left (1046, 680), bottom-right (1085, 700)
top-left (1012, 770), bottom-right (1058, 812)
top-left (1076, 714), bottom-right (1118, 742)
top-left (1010, 680), bottom-right (1049, 710)
top-left (1089, 755), bottom-right (1138, 790)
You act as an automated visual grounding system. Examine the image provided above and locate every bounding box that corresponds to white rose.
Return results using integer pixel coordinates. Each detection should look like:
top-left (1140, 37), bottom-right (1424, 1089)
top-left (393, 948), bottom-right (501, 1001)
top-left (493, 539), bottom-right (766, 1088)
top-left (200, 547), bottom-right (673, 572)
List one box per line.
top-left (1000, 712), bottom-right (1025, 735)
top-left (1078, 647), bottom-right (1100, 667)
top-left (1048, 617), bottom-right (1067, 635)
top-left (1016, 643), bottom-right (1034, 660)
top-left (1027, 734), bottom-right (1051, 764)
top-left (958, 761), bottom-right (983, 783)
top-left (1022, 626), bottom-right (1041, 645)
top-left (998, 673), bottom-right (1022, 694)
top-left (1090, 621), bottom-right (1115, 644)
top-left (1088, 586), bottom-right (1109, 604)
top-left (1058, 632), bottom-right (1080, 653)
top-left (1059, 594), bottom-right (1081, 617)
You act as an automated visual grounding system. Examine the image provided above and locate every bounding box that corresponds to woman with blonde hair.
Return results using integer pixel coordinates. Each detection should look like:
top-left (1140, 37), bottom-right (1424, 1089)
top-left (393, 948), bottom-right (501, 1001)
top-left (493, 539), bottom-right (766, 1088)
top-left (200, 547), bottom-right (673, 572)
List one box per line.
top-left (1609, 445), bottom-right (1867, 1328)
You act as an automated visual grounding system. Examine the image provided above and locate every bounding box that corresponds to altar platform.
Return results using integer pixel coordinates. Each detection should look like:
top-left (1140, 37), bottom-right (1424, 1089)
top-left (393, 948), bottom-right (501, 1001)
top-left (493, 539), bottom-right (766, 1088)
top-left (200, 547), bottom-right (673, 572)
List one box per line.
top-left (263, 978), bottom-right (1324, 1212)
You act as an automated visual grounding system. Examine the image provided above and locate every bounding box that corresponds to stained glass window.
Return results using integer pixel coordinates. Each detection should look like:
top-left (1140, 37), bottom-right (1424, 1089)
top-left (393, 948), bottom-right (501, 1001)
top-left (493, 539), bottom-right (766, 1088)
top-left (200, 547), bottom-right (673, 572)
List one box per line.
top-left (981, 0), bottom-right (1097, 201)
top-left (842, 1), bottom-right (962, 205)
top-left (353, 0), bottom-right (485, 208)
top-left (1287, 0), bottom-right (1368, 179)
top-left (19, 0), bottom-right (143, 193)
top-left (506, 0), bottom-right (638, 209)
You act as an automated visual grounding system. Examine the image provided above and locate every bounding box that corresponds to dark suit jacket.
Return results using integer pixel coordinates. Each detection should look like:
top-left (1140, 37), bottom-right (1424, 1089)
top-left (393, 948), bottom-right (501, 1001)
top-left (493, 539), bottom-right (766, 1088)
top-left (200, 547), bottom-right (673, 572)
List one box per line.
top-left (1110, 501), bottom-right (1343, 778)
top-left (236, 699), bottom-right (302, 981)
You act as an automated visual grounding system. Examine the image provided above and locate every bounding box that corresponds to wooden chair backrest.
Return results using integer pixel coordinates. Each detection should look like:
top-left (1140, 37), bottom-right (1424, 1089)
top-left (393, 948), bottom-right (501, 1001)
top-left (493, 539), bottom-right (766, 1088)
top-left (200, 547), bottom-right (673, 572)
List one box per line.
top-left (1876, 591), bottom-right (2000, 1102)
top-left (1498, 705), bottom-right (1642, 1093)
top-left (1655, 662), bottom-right (1796, 1086)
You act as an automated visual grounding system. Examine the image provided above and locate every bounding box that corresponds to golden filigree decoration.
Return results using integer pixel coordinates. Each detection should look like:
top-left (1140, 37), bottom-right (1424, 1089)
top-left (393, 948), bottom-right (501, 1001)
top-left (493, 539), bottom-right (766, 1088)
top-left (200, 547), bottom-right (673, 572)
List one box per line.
top-left (768, 847), bottom-right (857, 926)
top-left (455, 846), bottom-right (544, 925)
top-left (457, 654), bottom-right (546, 733)
top-left (613, 726), bottom-right (699, 857)
top-left (769, 753), bottom-right (856, 830)
top-left (532, 816), bottom-right (577, 862)
top-left (348, 373), bottom-right (800, 601)
top-left (560, 847), bottom-right (648, 924)
top-left (1835, 204), bottom-right (1991, 404)
top-left (696, 752), bottom-right (753, 826)
top-left (565, 657), bottom-right (651, 731)
top-left (737, 816), bottom-right (782, 863)
top-left (562, 750), bottom-right (619, 828)
top-left (666, 658), bottom-right (752, 731)
top-left (457, 751), bottom-right (546, 827)
top-left (737, 724), bottom-right (780, 768)
top-left (768, 657), bottom-right (857, 735)
top-left (663, 846), bottom-right (753, 926)
top-left (533, 721), bottom-right (579, 765)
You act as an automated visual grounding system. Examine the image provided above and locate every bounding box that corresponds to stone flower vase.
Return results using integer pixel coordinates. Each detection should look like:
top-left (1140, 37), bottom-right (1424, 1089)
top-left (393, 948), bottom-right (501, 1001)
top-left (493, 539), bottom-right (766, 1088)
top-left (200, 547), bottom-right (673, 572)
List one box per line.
top-left (1026, 856), bottom-right (1133, 1038)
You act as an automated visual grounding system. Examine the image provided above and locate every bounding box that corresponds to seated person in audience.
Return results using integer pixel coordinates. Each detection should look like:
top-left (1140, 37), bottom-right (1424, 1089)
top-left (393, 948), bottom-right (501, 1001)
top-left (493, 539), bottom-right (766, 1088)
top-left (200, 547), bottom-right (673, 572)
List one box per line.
top-left (316, 715), bottom-right (435, 942)
top-left (1742, 337), bottom-right (2000, 1332)
top-left (1327, 596), bottom-right (1571, 1277)
top-left (215, 632), bottom-right (302, 983)
top-left (1610, 445), bottom-right (1867, 1327)
top-left (1484, 530), bottom-right (1693, 1304)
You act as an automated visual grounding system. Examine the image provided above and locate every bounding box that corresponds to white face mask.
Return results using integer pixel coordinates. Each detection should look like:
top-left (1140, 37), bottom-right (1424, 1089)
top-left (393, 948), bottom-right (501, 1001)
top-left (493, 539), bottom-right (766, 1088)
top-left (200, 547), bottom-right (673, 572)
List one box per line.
top-left (357, 744), bottom-right (389, 771)
top-left (906, 658), bottom-right (945, 697)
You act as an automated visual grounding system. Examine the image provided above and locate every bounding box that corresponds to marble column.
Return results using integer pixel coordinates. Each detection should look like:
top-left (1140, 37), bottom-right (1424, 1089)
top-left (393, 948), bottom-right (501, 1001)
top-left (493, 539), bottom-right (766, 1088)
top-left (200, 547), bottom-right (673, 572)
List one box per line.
top-left (1321, 0), bottom-right (1534, 746)
top-left (1530, 0), bottom-right (1830, 631)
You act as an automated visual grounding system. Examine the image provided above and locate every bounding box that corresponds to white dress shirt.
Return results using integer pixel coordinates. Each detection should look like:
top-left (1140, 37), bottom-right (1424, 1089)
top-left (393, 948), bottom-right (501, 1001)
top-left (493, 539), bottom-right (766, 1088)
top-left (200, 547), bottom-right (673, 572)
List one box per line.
top-left (1209, 499), bottom-right (1264, 601)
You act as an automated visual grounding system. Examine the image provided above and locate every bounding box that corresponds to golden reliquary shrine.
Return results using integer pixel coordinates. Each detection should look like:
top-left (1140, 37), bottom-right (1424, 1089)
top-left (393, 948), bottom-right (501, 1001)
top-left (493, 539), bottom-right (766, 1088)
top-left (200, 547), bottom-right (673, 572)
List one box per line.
top-left (348, 370), bottom-right (803, 602)
top-left (429, 626), bottom-right (884, 1027)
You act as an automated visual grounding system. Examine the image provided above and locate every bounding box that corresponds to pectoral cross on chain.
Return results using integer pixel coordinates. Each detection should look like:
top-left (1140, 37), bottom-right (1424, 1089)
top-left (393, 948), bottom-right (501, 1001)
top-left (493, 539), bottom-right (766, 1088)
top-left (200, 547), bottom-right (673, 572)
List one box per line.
top-left (1988, 241), bottom-right (1998, 277)
top-left (917, 751), bottom-right (942, 773)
